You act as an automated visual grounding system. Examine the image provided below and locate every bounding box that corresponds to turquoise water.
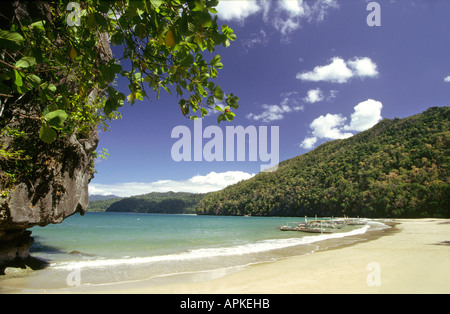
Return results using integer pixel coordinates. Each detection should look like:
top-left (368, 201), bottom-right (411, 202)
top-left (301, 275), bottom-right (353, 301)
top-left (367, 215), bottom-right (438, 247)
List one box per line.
top-left (18, 212), bottom-right (383, 289)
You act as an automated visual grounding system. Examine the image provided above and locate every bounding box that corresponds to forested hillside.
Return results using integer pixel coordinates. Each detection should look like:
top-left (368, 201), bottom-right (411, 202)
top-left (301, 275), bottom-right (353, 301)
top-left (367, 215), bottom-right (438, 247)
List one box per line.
top-left (105, 192), bottom-right (207, 214)
top-left (197, 107), bottom-right (450, 218)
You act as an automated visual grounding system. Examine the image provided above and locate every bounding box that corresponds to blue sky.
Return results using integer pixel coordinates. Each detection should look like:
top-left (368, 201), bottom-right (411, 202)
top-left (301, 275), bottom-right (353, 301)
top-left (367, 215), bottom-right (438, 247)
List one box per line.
top-left (89, 0), bottom-right (450, 197)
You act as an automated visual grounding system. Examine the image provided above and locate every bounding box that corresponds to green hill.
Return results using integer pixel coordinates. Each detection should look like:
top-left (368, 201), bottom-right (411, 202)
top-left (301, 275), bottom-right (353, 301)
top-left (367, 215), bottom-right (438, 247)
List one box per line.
top-left (105, 191), bottom-right (207, 214)
top-left (87, 196), bottom-right (123, 212)
top-left (196, 107), bottom-right (450, 218)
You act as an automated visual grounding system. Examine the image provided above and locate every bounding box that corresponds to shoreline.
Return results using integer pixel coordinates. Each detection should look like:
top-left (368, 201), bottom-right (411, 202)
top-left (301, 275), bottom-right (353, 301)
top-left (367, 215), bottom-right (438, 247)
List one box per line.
top-left (1, 218), bottom-right (449, 294)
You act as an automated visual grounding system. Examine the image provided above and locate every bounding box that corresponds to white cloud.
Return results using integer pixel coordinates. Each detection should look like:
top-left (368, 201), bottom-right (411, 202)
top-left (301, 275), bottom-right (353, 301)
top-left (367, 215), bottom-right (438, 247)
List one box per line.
top-left (347, 57), bottom-right (379, 79)
top-left (297, 57), bottom-right (353, 83)
top-left (215, 0), bottom-right (338, 40)
top-left (273, 17), bottom-right (301, 37)
top-left (301, 99), bottom-right (383, 149)
top-left (300, 136), bottom-right (317, 149)
top-left (297, 57), bottom-right (379, 83)
top-left (304, 88), bottom-right (324, 103)
top-left (307, 0), bottom-right (339, 22)
top-left (278, 0), bottom-right (307, 17)
top-left (444, 76), bottom-right (450, 82)
top-left (343, 99), bottom-right (383, 131)
top-left (246, 104), bottom-right (299, 123)
top-left (89, 171), bottom-right (255, 197)
top-left (310, 113), bottom-right (353, 140)
top-left (247, 91), bottom-right (304, 123)
top-left (242, 29), bottom-right (269, 51)
top-left (215, 0), bottom-right (261, 21)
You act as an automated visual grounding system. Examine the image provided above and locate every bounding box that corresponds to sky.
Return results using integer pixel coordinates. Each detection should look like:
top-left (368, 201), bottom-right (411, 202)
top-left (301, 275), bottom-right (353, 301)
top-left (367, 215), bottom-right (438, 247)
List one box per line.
top-left (89, 0), bottom-right (450, 197)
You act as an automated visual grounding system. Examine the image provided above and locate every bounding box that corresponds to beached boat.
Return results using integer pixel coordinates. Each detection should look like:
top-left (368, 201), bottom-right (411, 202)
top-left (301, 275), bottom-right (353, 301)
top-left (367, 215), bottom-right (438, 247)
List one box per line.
top-left (297, 227), bottom-right (334, 234)
top-left (279, 221), bottom-right (335, 234)
top-left (346, 218), bottom-right (367, 225)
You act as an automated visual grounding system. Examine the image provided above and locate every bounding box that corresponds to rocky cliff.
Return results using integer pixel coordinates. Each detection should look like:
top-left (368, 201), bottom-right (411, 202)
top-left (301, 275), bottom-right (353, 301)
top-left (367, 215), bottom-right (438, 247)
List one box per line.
top-left (0, 1), bottom-right (111, 273)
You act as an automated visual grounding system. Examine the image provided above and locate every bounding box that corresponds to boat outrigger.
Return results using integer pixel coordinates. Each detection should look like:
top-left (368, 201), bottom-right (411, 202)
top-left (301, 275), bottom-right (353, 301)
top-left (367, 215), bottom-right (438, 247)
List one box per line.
top-left (279, 216), bottom-right (365, 233)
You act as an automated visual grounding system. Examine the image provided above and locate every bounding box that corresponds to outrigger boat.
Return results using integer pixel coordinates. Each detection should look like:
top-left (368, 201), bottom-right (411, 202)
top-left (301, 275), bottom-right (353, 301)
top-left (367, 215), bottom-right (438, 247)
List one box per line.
top-left (345, 217), bottom-right (367, 225)
top-left (279, 216), bottom-right (368, 233)
top-left (279, 217), bottom-right (337, 234)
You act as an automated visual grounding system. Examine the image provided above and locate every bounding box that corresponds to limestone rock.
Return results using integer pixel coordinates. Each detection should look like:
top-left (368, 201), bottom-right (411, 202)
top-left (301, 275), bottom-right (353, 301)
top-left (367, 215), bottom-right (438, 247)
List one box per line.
top-left (0, 0), bottom-right (111, 272)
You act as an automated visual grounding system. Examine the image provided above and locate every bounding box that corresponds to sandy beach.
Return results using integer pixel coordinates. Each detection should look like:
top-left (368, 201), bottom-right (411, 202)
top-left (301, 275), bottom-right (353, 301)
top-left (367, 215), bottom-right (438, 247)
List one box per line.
top-left (1, 218), bottom-right (449, 294)
top-left (126, 218), bottom-right (450, 294)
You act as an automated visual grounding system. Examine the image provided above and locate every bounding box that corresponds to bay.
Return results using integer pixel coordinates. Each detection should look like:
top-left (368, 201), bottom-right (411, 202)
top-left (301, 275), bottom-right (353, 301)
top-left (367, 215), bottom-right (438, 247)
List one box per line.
top-left (17, 212), bottom-right (381, 289)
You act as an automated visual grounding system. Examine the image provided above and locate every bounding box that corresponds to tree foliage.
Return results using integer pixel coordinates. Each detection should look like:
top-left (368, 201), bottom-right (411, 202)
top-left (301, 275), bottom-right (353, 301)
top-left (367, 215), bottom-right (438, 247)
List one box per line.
top-left (197, 107), bottom-right (450, 218)
top-left (104, 191), bottom-right (207, 214)
top-left (0, 0), bottom-right (238, 197)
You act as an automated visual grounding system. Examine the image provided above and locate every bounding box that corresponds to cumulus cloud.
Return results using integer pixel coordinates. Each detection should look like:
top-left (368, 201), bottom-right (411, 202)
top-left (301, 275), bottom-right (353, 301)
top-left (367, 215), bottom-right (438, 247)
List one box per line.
top-left (343, 99), bottom-right (383, 131)
top-left (300, 136), bottom-right (317, 149)
top-left (347, 57), bottom-right (379, 79)
top-left (89, 171), bottom-right (255, 197)
top-left (247, 91), bottom-right (304, 123)
top-left (297, 57), bottom-right (379, 83)
top-left (304, 88), bottom-right (324, 103)
top-left (310, 113), bottom-right (353, 140)
top-left (300, 99), bottom-right (383, 149)
top-left (444, 76), bottom-right (450, 82)
top-left (215, 0), bottom-right (261, 21)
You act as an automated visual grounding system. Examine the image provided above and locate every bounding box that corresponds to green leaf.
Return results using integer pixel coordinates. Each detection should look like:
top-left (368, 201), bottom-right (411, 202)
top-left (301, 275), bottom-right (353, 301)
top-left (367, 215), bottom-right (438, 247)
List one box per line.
top-left (47, 84), bottom-right (57, 93)
top-left (225, 111), bottom-right (235, 121)
top-left (180, 54), bottom-right (194, 68)
top-left (162, 85), bottom-right (172, 95)
top-left (165, 30), bottom-right (176, 47)
top-left (13, 70), bottom-right (23, 88)
top-left (207, 96), bottom-right (215, 107)
top-left (217, 114), bottom-right (226, 123)
top-left (193, 11), bottom-right (212, 28)
top-left (39, 124), bottom-right (57, 143)
top-left (197, 84), bottom-right (207, 97)
top-left (176, 84), bottom-right (183, 96)
top-left (25, 74), bottom-right (41, 87)
top-left (210, 55), bottom-right (221, 66)
top-left (44, 110), bottom-right (68, 129)
top-left (134, 23), bottom-right (147, 39)
top-left (210, 67), bottom-right (218, 78)
top-left (226, 94), bottom-right (240, 109)
top-left (15, 57), bottom-right (36, 68)
top-left (0, 30), bottom-right (24, 46)
top-left (111, 32), bottom-right (124, 45)
top-left (213, 85), bottom-right (224, 101)
top-left (150, 0), bottom-right (164, 9)
top-left (86, 13), bottom-right (107, 30)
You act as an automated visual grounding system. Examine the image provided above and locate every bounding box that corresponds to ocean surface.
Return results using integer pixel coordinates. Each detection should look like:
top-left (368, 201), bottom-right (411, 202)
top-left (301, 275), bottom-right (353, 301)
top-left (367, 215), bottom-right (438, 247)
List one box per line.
top-left (4, 212), bottom-right (388, 290)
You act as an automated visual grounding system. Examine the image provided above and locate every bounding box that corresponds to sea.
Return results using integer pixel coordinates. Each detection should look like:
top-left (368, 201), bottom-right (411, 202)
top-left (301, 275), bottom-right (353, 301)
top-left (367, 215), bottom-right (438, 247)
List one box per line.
top-left (2, 212), bottom-right (389, 291)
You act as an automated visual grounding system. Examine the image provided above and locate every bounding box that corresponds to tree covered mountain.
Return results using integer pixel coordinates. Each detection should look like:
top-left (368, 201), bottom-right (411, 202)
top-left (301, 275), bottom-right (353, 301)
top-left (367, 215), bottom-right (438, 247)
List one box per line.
top-left (196, 107), bottom-right (450, 218)
top-left (105, 191), bottom-right (207, 214)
